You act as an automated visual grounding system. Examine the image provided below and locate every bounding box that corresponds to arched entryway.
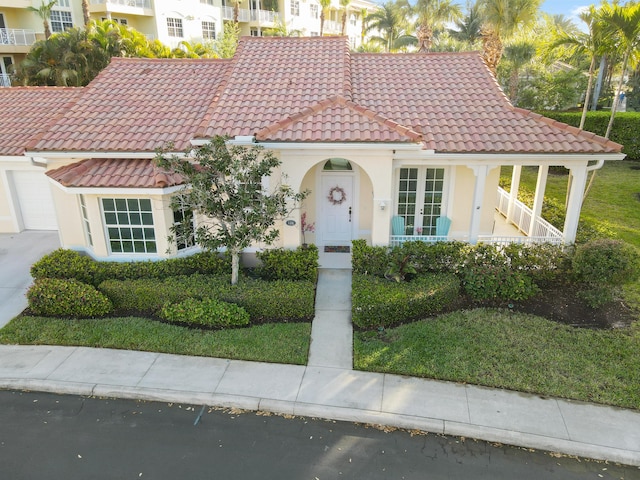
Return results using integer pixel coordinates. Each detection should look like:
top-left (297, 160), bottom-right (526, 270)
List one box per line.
top-left (318, 158), bottom-right (356, 247)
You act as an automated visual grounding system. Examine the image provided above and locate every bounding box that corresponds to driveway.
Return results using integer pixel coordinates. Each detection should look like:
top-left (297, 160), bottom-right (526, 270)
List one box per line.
top-left (0, 231), bottom-right (60, 327)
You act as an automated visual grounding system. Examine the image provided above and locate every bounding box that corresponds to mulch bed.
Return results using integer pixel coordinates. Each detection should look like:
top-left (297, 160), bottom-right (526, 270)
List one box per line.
top-left (497, 286), bottom-right (637, 329)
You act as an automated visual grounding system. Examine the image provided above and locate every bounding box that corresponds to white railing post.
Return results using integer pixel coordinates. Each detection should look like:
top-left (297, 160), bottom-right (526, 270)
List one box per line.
top-left (506, 165), bottom-right (521, 224)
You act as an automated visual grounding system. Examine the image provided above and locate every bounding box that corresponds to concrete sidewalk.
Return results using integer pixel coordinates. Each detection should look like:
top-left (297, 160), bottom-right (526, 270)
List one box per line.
top-left (1, 344), bottom-right (639, 467)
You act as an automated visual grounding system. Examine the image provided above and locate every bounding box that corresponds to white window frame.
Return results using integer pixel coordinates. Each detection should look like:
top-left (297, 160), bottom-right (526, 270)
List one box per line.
top-left (395, 167), bottom-right (447, 236)
top-left (201, 21), bottom-right (216, 40)
top-left (310, 4), bottom-right (319, 19)
top-left (166, 17), bottom-right (183, 38)
top-left (50, 10), bottom-right (73, 33)
top-left (79, 194), bottom-right (93, 248)
top-left (101, 198), bottom-right (157, 255)
top-left (290, 0), bottom-right (300, 16)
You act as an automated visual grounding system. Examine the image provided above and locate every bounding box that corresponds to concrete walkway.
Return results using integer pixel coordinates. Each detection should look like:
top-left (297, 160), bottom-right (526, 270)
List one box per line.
top-left (0, 255), bottom-right (639, 466)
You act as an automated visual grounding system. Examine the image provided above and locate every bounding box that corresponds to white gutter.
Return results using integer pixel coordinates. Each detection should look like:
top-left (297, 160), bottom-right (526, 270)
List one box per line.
top-left (46, 178), bottom-right (185, 195)
top-left (393, 151), bottom-right (626, 165)
top-left (23, 151), bottom-right (167, 161)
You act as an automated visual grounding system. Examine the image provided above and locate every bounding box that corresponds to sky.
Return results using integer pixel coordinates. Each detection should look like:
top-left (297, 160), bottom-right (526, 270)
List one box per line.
top-left (540, 1), bottom-right (591, 21)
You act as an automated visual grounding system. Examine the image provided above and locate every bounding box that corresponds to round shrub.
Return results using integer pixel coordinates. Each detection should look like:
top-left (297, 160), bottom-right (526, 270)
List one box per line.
top-left (572, 239), bottom-right (640, 286)
top-left (27, 278), bottom-right (113, 318)
top-left (160, 298), bottom-right (250, 328)
top-left (31, 249), bottom-right (98, 285)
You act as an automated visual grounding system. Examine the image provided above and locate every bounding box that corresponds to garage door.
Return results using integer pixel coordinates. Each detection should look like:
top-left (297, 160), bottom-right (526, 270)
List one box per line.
top-left (12, 171), bottom-right (58, 230)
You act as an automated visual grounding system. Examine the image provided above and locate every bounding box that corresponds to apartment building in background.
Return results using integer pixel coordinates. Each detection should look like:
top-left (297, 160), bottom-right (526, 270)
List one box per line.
top-left (0, 0), bottom-right (377, 86)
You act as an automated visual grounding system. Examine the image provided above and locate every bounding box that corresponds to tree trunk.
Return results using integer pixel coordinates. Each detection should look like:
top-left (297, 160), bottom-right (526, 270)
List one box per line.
top-left (481, 28), bottom-right (502, 76)
top-left (82, 0), bottom-right (91, 26)
top-left (509, 68), bottom-right (519, 102)
top-left (234, 1), bottom-right (239, 24)
top-left (591, 57), bottom-right (606, 111)
top-left (605, 51), bottom-right (629, 140)
top-left (341, 11), bottom-right (347, 35)
top-left (231, 250), bottom-right (240, 285)
top-left (580, 55), bottom-right (596, 129)
top-left (44, 20), bottom-right (51, 39)
top-left (417, 24), bottom-right (432, 53)
top-left (320, 11), bottom-right (325, 36)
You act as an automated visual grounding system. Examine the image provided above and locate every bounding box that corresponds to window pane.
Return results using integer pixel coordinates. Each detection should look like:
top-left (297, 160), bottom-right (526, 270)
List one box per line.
top-left (102, 198), bottom-right (156, 254)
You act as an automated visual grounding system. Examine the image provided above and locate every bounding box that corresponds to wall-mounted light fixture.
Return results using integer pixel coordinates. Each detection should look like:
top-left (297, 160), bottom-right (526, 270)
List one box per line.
top-left (379, 200), bottom-right (387, 211)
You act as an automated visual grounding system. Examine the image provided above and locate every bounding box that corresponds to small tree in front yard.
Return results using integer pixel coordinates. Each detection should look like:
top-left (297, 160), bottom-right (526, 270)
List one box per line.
top-left (155, 136), bottom-right (307, 285)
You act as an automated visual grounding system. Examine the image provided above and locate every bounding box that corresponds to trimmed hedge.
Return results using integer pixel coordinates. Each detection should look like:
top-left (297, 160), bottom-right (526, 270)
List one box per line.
top-left (31, 249), bottom-right (230, 286)
top-left (256, 245), bottom-right (319, 281)
top-left (98, 274), bottom-right (315, 322)
top-left (27, 278), bottom-right (113, 318)
top-left (160, 298), bottom-right (250, 328)
top-left (538, 111), bottom-right (640, 160)
top-left (352, 273), bottom-right (460, 329)
top-left (352, 239), bottom-right (389, 276)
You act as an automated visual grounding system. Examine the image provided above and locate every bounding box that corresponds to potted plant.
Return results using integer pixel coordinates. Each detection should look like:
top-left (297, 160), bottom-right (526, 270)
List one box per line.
top-left (301, 212), bottom-right (315, 248)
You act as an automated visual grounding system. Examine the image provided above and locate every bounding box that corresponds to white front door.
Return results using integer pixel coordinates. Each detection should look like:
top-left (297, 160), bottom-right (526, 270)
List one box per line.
top-left (320, 175), bottom-right (353, 244)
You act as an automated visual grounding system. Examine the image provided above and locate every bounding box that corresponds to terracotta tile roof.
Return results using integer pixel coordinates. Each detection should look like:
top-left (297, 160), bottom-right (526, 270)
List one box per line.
top-left (24, 37), bottom-right (622, 156)
top-left (0, 87), bottom-right (82, 156)
top-left (197, 36), bottom-right (352, 139)
top-left (351, 52), bottom-right (622, 154)
top-left (256, 95), bottom-right (422, 142)
top-left (46, 158), bottom-right (184, 188)
top-left (29, 57), bottom-right (232, 153)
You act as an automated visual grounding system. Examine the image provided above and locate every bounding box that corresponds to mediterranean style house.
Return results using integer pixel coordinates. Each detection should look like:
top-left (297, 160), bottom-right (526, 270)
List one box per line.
top-left (0, 36), bottom-right (624, 266)
top-left (0, 0), bottom-right (376, 87)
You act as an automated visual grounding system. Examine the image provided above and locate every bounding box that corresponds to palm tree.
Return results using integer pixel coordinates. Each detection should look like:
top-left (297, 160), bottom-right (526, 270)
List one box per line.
top-left (360, 7), bottom-right (369, 44)
top-left (82, 0), bottom-right (91, 26)
top-left (599, 1), bottom-right (640, 139)
top-left (412, 0), bottom-right (462, 52)
top-left (478, 0), bottom-right (542, 75)
top-left (543, 6), bottom-right (606, 130)
top-left (449, 0), bottom-right (482, 47)
top-left (27, 0), bottom-right (57, 40)
top-left (365, 2), bottom-right (410, 52)
top-left (503, 39), bottom-right (535, 101)
top-left (319, 0), bottom-right (331, 36)
top-left (340, 0), bottom-right (351, 36)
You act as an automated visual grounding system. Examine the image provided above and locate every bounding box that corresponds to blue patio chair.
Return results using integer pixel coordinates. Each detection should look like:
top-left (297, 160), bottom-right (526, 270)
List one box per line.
top-left (435, 216), bottom-right (452, 237)
top-left (391, 216), bottom-right (405, 236)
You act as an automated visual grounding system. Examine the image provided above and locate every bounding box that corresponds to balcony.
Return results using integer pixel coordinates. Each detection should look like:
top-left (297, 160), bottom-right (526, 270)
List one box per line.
top-left (0, 28), bottom-right (37, 46)
top-left (250, 9), bottom-right (278, 23)
top-left (1, 74), bottom-right (11, 87)
top-left (324, 20), bottom-right (341, 33)
top-left (89, 0), bottom-right (153, 15)
top-left (221, 6), bottom-right (251, 22)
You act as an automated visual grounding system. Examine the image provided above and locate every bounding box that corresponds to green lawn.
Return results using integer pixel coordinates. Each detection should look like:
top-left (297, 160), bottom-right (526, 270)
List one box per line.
top-left (354, 309), bottom-right (640, 409)
top-left (0, 316), bottom-right (311, 365)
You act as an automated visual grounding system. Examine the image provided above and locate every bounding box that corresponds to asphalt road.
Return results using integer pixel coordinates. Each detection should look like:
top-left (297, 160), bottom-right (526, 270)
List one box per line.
top-left (0, 390), bottom-right (636, 479)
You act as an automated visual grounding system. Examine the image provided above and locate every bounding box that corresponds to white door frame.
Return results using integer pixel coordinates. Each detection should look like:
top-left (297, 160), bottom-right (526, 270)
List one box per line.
top-left (315, 162), bottom-right (359, 246)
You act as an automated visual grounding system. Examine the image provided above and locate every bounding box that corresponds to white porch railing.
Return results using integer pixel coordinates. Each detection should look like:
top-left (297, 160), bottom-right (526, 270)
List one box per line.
top-left (0, 28), bottom-right (37, 46)
top-left (389, 235), bottom-right (450, 247)
top-left (324, 20), bottom-right (341, 32)
top-left (495, 187), bottom-right (563, 241)
top-left (0, 74), bottom-right (11, 87)
top-left (250, 9), bottom-right (278, 23)
top-left (221, 6), bottom-right (251, 22)
top-left (90, 0), bottom-right (152, 8)
top-left (389, 187), bottom-right (564, 247)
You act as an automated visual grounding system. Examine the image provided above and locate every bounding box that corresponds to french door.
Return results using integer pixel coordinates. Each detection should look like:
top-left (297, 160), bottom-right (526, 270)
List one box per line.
top-left (396, 167), bottom-right (445, 236)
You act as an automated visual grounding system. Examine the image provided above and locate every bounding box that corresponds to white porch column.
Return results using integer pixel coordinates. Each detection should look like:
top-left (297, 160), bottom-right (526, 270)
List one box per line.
top-left (529, 165), bottom-right (549, 236)
top-left (468, 165), bottom-right (492, 244)
top-left (506, 165), bottom-right (522, 224)
top-left (562, 164), bottom-right (588, 245)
